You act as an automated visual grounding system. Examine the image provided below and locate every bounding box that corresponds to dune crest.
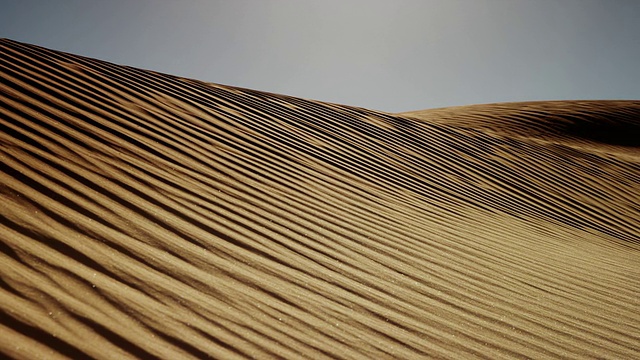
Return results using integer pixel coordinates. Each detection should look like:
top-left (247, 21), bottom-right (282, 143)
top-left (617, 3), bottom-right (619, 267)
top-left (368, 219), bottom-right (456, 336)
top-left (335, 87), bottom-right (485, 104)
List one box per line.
top-left (402, 101), bottom-right (640, 154)
top-left (1, 39), bottom-right (639, 359)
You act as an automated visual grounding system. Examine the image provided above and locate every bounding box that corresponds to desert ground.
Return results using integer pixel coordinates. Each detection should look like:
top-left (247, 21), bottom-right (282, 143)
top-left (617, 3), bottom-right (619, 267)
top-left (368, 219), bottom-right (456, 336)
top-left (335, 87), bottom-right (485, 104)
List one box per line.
top-left (1, 38), bottom-right (639, 359)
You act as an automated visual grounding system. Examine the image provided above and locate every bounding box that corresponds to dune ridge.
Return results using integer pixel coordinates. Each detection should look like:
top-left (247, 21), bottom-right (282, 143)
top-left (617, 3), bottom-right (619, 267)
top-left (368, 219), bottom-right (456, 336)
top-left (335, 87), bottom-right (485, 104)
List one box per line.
top-left (1, 38), bottom-right (639, 359)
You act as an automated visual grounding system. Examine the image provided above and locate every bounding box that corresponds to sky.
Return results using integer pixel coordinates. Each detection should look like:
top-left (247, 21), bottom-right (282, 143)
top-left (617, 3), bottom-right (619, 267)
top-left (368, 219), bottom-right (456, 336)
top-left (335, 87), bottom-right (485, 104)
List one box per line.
top-left (1, 0), bottom-right (639, 112)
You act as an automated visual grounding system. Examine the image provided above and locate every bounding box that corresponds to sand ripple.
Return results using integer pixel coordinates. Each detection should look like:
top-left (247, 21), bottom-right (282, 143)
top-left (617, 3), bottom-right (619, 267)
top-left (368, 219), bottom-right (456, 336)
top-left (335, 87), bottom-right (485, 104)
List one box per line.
top-left (1, 39), bottom-right (639, 359)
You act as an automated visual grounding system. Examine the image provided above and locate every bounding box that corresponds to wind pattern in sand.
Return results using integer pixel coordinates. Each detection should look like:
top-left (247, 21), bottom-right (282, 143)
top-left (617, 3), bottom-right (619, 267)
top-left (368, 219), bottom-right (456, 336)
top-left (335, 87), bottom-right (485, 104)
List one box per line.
top-left (1, 39), bottom-right (639, 359)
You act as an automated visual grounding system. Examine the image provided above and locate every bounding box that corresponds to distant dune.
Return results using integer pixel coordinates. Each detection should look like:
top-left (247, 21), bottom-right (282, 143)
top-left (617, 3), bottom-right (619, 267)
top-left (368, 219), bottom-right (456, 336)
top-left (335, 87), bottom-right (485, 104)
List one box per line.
top-left (1, 39), bottom-right (639, 359)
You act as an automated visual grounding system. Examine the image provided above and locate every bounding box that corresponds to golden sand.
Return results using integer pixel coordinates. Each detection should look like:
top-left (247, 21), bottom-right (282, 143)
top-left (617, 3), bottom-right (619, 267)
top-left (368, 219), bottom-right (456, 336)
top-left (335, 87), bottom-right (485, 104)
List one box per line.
top-left (1, 39), bottom-right (639, 359)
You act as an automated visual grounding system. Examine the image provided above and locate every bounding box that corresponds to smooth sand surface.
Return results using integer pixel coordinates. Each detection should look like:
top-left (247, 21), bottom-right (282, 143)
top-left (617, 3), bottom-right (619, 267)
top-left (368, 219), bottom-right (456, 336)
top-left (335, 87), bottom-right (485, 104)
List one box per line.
top-left (1, 39), bottom-right (639, 359)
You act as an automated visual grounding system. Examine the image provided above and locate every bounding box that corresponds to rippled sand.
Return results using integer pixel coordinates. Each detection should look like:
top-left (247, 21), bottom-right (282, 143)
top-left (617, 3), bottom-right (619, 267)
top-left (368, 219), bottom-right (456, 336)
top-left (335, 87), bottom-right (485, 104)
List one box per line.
top-left (1, 39), bottom-right (639, 359)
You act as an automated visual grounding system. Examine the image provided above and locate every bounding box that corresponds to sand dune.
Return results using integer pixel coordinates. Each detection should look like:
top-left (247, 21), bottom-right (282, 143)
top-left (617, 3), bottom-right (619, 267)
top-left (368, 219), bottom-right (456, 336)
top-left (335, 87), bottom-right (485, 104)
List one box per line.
top-left (1, 38), bottom-right (639, 359)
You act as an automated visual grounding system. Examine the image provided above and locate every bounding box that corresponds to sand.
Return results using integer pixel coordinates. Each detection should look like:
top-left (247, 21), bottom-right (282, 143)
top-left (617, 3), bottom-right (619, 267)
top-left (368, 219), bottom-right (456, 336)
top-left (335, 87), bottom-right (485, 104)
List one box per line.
top-left (1, 38), bottom-right (639, 359)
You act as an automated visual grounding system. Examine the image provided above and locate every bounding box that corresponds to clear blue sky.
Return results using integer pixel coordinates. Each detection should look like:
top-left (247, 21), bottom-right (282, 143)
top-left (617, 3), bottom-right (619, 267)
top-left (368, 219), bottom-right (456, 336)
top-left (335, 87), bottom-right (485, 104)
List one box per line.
top-left (2, 0), bottom-right (639, 112)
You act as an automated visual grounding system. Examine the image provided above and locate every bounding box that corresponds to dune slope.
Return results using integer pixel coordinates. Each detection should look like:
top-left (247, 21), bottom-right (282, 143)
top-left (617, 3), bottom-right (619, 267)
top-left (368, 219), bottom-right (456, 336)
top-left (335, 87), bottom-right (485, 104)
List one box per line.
top-left (1, 39), bottom-right (639, 359)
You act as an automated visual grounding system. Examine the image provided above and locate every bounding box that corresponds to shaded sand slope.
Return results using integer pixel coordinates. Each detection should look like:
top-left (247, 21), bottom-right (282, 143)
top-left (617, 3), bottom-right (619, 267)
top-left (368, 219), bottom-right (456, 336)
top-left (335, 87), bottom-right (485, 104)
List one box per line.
top-left (1, 38), bottom-right (639, 359)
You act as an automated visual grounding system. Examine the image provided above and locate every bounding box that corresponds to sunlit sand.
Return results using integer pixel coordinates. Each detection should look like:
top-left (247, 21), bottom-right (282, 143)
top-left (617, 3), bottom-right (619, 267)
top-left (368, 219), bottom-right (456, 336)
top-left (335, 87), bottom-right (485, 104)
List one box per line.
top-left (1, 39), bottom-right (639, 359)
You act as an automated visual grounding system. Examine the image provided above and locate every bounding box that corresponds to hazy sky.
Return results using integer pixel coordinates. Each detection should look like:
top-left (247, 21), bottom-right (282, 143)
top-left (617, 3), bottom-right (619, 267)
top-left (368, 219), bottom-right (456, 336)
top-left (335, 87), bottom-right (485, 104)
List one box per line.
top-left (2, 0), bottom-right (639, 112)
